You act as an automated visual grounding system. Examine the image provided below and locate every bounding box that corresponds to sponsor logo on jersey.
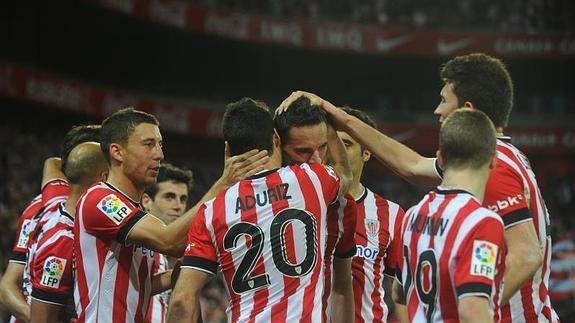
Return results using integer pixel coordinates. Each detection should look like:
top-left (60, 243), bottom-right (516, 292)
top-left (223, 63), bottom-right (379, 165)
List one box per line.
top-left (325, 165), bottom-right (338, 180)
top-left (470, 240), bottom-right (498, 280)
top-left (41, 256), bottom-right (67, 288)
top-left (365, 219), bottom-right (379, 238)
top-left (356, 245), bottom-right (379, 261)
top-left (487, 193), bottom-right (523, 213)
top-left (97, 194), bottom-right (132, 225)
top-left (17, 219), bottom-right (33, 248)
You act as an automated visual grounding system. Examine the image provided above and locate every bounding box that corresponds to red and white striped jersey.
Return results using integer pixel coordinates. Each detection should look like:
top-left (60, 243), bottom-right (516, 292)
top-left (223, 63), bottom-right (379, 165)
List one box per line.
top-left (352, 187), bottom-right (404, 323)
top-left (484, 137), bottom-right (558, 322)
top-left (74, 182), bottom-right (153, 323)
top-left (29, 204), bottom-right (75, 309)
top-left (183, 164), bottom-right (341, 323)
top-left (397, 188), bottom-right (506, 323)
top-left (9, 194), bottom-right (43, 264)
top-left (322, 194), bottom-right (357, 322)
top-left (146, 253), bottom-right (170, 323)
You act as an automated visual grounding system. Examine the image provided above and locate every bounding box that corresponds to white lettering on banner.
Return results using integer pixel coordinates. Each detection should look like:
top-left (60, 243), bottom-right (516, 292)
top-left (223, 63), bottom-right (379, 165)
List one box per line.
top-left (156, 106), bottom-right (188, 133)
top-left (260, 20), bottom-right (302, 46)
top-left (375, 35), bottom-right (411, 52)
top-left (559, 40), bottom-right (575, 54)
top-left (26, 78), bottom-right (82, 111)
top-left (487, 194), bottom-right (523, 213)
top-left (495, 39), bottom-right (554, 55)
top-left (150, 0), bottom-right (186, 28)
top-left (100, 0), bottom-right (134, 14)
top-left (316, 27), bottom-right (363, 51)
top-left (511, 133), bottom-right (557, 148)
top-left (205, 12), bottom-right (249, 40)
top-left (437, 38), bottom-right (474, 55)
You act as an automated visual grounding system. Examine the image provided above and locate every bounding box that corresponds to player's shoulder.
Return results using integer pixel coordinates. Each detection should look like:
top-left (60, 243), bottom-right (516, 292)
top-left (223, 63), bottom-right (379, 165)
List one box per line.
top-left (21, 194), bottom-right (43, 217)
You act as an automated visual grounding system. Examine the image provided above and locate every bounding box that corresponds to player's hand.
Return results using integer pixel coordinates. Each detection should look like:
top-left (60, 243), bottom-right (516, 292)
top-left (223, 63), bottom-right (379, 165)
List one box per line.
top-left (275, 90), bottom-right (324, 115)
top-left (275, 91), bottom-right (348, 131)
top-left (219, 142), bottom-right (269, 187)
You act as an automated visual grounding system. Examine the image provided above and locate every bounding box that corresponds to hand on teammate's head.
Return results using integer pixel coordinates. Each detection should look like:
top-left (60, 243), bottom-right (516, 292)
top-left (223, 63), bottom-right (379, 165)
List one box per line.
top-left (220, 143), bottom-right (270, 187)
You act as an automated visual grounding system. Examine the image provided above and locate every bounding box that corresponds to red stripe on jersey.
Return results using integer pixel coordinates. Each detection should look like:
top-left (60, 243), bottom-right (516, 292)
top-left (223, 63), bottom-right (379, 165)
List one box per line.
top-left (353, 200), bottom-right (368, 323)
top-left (296, 168), bottom-right (323, 323)
top-left (113, 246), bottom-right (132, 323)
top-left (369, 196), bottom-right (390, 321)
top-left (135, 258), bottom-right (150, 322)
top-left (11, 194), bottom-right (43, 256)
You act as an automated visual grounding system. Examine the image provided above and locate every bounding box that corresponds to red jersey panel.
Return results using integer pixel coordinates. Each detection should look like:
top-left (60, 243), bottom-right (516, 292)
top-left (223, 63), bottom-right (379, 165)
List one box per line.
top-left (10, 194), bottom-right (43, 264)
top-left (183, 164), bottom-right (340, 323)
top-left (398, 189), bottom-right (506, 323)
top-left (484, 138), bottom-right (558, 322)
top-left (74, 182), bottom-right (152, 323)
top-left (30, 205), bottom-right (75, 307)
top-left (352, 187), bottom-right (404, 323)
top-left (146, 253), bottom-right (169, 323)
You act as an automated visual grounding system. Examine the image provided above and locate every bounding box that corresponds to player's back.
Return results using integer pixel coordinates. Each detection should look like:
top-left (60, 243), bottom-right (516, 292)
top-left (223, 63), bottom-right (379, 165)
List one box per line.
top-left (185, 163), bottom-right (340, 323)
top-left (399, 188), bottom-right (505, 323)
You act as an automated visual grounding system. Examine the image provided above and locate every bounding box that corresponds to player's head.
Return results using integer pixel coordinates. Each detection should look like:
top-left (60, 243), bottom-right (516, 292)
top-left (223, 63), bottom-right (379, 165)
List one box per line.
top-left (101, 107), bottom-right (163, 188)
top-left (223, 97), bottom-right (279, 160)
top-left (64, 142), bottom-right (109, 187)
top-left (60, 124), bottom-right (101, 176)
top-left (274, 96), bottom-right (329, 164)
top-left (142, 163), bottom-right (193, 224)
top-left (435, 53), bottom-right (513, 129)
top-left (438, 108), bottom-right (497, 172)
top-left (337, 106), bottom-right (376, 180)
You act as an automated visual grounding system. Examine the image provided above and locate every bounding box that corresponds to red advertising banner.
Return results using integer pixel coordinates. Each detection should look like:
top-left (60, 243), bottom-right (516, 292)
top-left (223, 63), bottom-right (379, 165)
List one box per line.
top-left (84, 0), bottom-right (575, 59)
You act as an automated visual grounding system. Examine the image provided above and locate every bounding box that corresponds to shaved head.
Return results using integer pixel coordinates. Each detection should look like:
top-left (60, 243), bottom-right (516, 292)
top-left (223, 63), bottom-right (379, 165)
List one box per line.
top-left (64, 142), bottom-right (108, 186)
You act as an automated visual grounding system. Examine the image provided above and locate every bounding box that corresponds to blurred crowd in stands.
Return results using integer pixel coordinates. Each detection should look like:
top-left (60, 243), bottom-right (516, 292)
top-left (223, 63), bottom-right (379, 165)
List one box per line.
top-left (192, 0), bottom-right (575, 32)
top-left (1, 113), bottom-right (574, 322)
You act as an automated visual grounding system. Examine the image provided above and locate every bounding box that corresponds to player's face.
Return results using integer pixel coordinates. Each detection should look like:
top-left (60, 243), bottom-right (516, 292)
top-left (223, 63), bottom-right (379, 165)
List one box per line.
top-left (282, 123), bottom-right (328, 165)
top-left (123, 123), bottom-right (164, 188)
top-left (145, 180), bottom-right (188, 224)
top-left (434, 83), bottom-right (460, 123)
top-left (337, 131), bottom-right (367, 179)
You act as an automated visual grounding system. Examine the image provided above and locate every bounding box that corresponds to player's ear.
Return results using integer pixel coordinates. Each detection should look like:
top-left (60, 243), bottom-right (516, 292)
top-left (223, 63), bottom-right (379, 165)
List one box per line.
top-left (462, 101), bottom-right (475, 109)
top-left (109, 143), bottom-right (123, 163)
top-left (100, 170), bottom-right (109, 182)
top-left (272, 129), bottom-right (281, 150)
top-left (489, 153), bottom-right (497, 170)
top-left (141, 193), bottom-right (152, 209)
top-left (362, 148), bottom-right (371, 162)
top-left (436, 150), bottom-right (444, 169)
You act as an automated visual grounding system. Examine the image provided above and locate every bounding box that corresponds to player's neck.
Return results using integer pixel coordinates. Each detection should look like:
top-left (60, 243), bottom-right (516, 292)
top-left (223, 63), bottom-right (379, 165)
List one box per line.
top-left (440, 168), bottom-right (490, 203)
top-left (349, 180), bottom-right (364, 200)
top-left (106, 170), bottom-right (143, 201)
top-left (64, 185), bottom-right (85, 217)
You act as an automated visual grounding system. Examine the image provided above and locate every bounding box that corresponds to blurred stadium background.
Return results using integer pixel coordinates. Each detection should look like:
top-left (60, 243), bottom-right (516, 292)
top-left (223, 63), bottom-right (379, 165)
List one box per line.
top-left (1, 0), bottom-right (574, 322)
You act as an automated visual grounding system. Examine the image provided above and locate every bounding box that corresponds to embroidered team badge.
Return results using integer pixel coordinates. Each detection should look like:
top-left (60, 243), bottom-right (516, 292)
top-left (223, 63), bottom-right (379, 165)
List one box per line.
top-left (470, 240), bottom-right (498, 280)
top-left (41, 256), bottom-right (67, 288)
top-left (16, 219), bottom-right (33, 248)
top-left (97, 194), bottom-right (132, 225)
top-left (365, 219), bottom-right (379, 238)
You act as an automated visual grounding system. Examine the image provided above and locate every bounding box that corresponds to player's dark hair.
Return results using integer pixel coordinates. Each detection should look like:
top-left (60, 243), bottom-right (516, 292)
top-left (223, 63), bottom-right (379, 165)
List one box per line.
top-left (100, 107), bottom-right (159, 164)
top-left (340, 106), bottom-right (376, 128)
top-left (223, 98), bottom-right (274, 156)
top-left (144, 163), bottom-right (193, 199)
top-left (440, 53), bottom-right (513, 128)
top-left (60, 125), bottom-right (101, 175)
top-left (64, 143), bottom-right (108, 185)
top-left (274, 96), bottom-right (328, 142)
top-left (440, 108), bottom-right (496, 171)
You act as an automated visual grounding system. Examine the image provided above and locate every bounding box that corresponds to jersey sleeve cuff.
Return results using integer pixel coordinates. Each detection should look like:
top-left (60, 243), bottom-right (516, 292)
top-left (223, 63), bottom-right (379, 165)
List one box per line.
top-left (384, 266), bottom-right (397, 278)
top-left (182, 256), bottom-right (218, 275)
top-left (502, 208), bottom-right (532, 229)
top-left (117, 210), bottom-right (147, 244)
top-left (31, 288), bottom-right (68, 306)
top-left (334, 246), bottom-right (356, 259)
top-left (9, 251), bottom-right (27, 263)
top-left (456, 282), bottom-right (491, 299)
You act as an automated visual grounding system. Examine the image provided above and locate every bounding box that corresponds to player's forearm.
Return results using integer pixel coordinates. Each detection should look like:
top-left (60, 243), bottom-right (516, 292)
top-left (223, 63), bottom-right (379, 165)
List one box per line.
top-left (326, 124), bottom-right (352, 195)
top-left (501, 248), bottom-right (542, 304)
top-left (341, 115), bottom-right (440, 186)
top-left (41, 157), bottom-right (65, 189)
top-left (458, 297), bottom-right (493, 323)
top-left (394, 303), bottom-right (409, 323)
top-left (0, 270), bottom-right (30, 322)
top-left (330, 258), bottom-right (354, 323)
top-left (30, 300), bottom-right (60, 323)
top-left (391, 280), bottom-right (406, 305)
top-left (151, 270), bottom-right (172, 295)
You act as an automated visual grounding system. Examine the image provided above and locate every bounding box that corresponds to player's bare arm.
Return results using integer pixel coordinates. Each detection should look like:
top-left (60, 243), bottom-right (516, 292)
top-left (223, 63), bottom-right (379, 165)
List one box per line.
top-left (501, 220), bottom-right (544, 304)
top-left (41, 157), bottom-right (66, 188)
top-left (278, 90), bottom-right (440, 186)
top-left (167, 268), bottom-right (211, 323)
top-left (384, 277), bottom-right (408, 323)
top-left (458, 296), bottom-right (493, 323)
top-left (127, 148), bottom-right (269, 257)
top-left (0, 262), bottom-right (30, 322)
top-left (30, 299), bottom-right (60, 323)
top-left (391, 279), bottom-right (405, 305)
top-left (325, 123), bottom-right (353, 197)
top-left (151, 270), bottom-right (173, 295)
top-left (330, 258), bottom-right (354, 323)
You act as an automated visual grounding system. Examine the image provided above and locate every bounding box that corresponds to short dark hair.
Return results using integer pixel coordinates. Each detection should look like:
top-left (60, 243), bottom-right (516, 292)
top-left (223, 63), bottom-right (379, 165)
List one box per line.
top-left (223, 98), bottom-right (274, 156)
top-left (439, 108), bottom-right (496, 171)
top-left (274, 96), bottom-right (328, 141)
top-left (440, 53), bottom-right (513, 128)
top-left (144, 163), bottom-right (193, 199)
top-left (60, 124), bottom-right (101, 175)
top-left (340, 106), bottom-right (376, 128)
top-left (101, 107), bottom-right (159, 164)
top-left (64, 143), bottom-right (108, 186)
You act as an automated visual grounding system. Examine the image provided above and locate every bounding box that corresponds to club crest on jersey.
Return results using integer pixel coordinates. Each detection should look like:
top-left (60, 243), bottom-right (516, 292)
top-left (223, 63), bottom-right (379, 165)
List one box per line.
top-left (471, 240), bottom-right (498, 280)
top-left (41, 256), bottom-right (67, 288)
top-left (97, 194), bottom-right (132, 225)
top-left (17, 219), bottom-right (33, 248)
top-left (365, 219), bottom-right (379, 238)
